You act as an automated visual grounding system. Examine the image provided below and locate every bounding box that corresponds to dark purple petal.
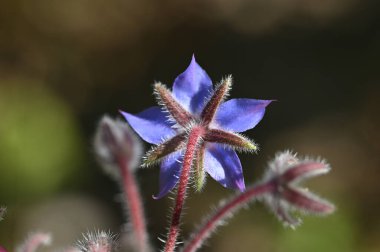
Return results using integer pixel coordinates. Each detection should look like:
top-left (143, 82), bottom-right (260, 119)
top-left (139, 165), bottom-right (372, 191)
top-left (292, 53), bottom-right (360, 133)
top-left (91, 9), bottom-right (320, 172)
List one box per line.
top-left (153, 151), bottom-right (183, 199)
top-left (204, 144), bottom-right (245, 191)
top-left (0, 246), bottom-right (6, 252)
top-left (215, 99), bottom-right (272, 132)
top-left (172, 55), bottom-right (213, 114)
top-left (120, 107), bottom-right (175, 144)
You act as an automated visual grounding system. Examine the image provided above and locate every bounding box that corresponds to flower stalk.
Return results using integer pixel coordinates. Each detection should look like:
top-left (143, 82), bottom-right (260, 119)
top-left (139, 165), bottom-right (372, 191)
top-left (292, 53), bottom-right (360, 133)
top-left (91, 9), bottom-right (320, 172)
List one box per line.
top-left (94, 116), bottom-right (149, 252)
top-left (183, 182), bottom-right (276, 252)
top-left (118, 156), bottom-right (148, 252)
top-left (164, 126), bottom-right (205, 252)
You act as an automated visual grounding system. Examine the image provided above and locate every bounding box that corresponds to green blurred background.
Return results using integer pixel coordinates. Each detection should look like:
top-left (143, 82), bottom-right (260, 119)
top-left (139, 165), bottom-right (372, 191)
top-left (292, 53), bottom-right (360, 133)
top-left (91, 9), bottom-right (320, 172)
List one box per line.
top-left (0, 0), bottom-right (379, 251)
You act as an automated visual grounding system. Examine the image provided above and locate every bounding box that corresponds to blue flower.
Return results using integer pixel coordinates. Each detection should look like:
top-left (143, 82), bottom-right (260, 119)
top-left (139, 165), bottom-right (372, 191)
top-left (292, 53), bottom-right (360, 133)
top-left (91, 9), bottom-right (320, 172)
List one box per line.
top-left (121, 56), bottom-right (272, 199)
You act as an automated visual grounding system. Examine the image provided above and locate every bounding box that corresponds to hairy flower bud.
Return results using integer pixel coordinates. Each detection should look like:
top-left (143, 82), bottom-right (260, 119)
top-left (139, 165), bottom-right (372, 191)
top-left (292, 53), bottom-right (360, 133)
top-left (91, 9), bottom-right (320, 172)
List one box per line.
top-left (0, 207), bottom-right (5, 222)
top-left (16, 232), bottom-right (51, 252)
top-left (261, 150), bottom-right (335, 228)
top-left (94, 115), bottom-right (143, 178)
top-left (0, 207), bottom-right (7, 252)
top-left (76, 231), bottom-right (117, 252)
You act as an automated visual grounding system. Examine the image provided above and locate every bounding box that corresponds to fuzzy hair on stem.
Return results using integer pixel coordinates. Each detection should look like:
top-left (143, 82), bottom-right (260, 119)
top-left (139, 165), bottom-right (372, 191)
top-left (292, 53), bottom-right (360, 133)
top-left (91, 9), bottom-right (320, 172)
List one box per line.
top-left (16, 232), bottom-right (52, 252)
top-left (164, 126), bottom-right (205, 252)
top-left (182, 182), bottom-right (276, 252)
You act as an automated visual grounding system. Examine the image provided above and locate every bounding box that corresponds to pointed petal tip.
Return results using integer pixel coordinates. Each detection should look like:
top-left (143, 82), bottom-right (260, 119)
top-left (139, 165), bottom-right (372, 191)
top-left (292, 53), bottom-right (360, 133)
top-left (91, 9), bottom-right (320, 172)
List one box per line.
top-left (260, 99), bottom-right (275, 108)
top-left (119, 107), bottom-right (175, 144)
top-left (236, 178), bottom-right (246, 192)
top-left (188, 54), bottom-right (200, 70)
top-left (172, 55), bottom-right (212, 113)
top-left (266, 99), bottom-right (275, 105)
top-left (152, 186), bottom-right (172, 200)
top-left (119, 109), bottom-right (127, 116)
top-left (119, 110), bottom-right (133, 121)
top-left (152, 194), bottom-right (161, 200)
top-left (119, 110), bottom-right (131, 121)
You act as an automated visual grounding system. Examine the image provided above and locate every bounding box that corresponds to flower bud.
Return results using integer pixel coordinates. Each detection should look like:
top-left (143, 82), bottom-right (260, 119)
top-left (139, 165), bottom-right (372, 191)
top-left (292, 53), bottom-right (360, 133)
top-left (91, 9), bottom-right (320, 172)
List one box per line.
top-left (261, 150), bottom-right (335, 228)
top-left (77, 231), bottom-right (117, 252)
top-left (16, 232), bottom-right (51, 252)
top-left (0, 207), bottom-right (6, 221)
top-left (94, 115), bottom-right (143, 179)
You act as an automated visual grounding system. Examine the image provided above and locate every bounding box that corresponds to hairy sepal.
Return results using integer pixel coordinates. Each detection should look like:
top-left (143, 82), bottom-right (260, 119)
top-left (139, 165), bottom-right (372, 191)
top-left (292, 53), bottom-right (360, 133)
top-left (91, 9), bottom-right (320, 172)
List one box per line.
top-left (143, 133), bottom-right (187, 167)
top-left (154, 82), bottom-right (193, 127)
top-left (201, 76), bottom-right (232, 125)
top-left (204, 129), bottom-right (258, 152)
top-left (283, 186), bottom-right (335, 215)
top-left (193, 144), bottom-right (206, 192)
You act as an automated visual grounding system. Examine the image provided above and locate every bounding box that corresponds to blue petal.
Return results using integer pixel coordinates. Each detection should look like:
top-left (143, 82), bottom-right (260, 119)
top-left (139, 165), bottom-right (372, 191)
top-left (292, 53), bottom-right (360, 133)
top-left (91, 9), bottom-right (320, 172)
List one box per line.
top-left (204, 144), bottom-right (245, 191)
top-left (172, 55), bottom-right (213, 115)
top-left (153, 151), bottom-right (183, 199)
top-left (120, 107), bottom-right (175, 144)
top-left (215, 99), bottom-right (272, 132)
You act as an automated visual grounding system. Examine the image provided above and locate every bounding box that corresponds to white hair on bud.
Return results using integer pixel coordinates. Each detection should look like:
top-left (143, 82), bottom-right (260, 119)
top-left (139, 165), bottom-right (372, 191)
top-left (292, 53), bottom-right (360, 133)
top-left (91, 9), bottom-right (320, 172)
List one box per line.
top-left (76, 230), bottom-right (117, 252)
top-left (94, 115), bottom-right (143, 179)
top-left (260, 150), bottom-right (335, 229)
top-left (16, 232), bottom-right (52, 252)
top-left (0, 206), bottom-right (6, 221)
top-left (261, 192), bottom-right (302, 229)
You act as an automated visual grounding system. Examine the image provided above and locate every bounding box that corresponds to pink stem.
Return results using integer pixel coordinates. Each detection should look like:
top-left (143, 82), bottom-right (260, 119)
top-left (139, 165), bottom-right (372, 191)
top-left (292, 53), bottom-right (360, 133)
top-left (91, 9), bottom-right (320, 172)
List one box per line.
top-left (164, 127), bottom-right (205, 252)
top-left (183, 182), bottom-right (276, 252)
top-left (118, 157), bottom-right (148, 252)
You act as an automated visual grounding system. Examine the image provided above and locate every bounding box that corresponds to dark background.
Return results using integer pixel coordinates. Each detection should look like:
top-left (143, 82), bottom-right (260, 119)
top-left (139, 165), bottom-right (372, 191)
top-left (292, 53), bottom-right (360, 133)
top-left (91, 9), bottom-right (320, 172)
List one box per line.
top-left (0, 0), bottom-right (379, 251)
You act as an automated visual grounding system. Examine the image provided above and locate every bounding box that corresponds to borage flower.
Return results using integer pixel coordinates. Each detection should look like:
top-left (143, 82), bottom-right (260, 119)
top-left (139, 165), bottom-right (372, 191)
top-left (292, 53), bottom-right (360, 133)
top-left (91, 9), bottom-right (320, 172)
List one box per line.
top-left (121, 56), bottom-right (272, 198)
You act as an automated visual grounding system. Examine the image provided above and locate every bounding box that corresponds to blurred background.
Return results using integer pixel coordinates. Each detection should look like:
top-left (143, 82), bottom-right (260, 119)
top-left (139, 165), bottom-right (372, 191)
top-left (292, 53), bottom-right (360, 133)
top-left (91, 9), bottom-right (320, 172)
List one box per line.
top-left (0, 0), bottom-right (379, 251)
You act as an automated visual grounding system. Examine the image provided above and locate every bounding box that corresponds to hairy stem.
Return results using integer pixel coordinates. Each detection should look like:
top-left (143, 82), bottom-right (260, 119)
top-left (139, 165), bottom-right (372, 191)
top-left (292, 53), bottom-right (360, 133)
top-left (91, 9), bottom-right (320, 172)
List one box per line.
top-left (118, 157), bottom-right (149, 252)
top-left (183, 182), bottom-right (276, 252)
top-left (164, 127), bottom-right (205, 252)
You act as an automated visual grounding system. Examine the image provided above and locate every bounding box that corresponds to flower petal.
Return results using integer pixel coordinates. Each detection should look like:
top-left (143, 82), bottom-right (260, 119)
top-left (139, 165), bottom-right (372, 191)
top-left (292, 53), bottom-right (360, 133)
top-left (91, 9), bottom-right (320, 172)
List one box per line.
top-left (204, 144), bottom-right (245, 191)
top-left (120, 107), bottom-right (175, 144)
top-left (153, 151), bottom-right (183, 199)
top-left (215, 99), bottom-right (272, 132)
top-left (172, 55), bottom-right (213, 114)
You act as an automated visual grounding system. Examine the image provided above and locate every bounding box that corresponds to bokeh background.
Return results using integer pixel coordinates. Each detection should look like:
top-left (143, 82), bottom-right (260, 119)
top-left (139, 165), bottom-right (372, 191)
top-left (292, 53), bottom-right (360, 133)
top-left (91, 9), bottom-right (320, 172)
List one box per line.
top-left (0, 0), bottom-right (379, 251)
